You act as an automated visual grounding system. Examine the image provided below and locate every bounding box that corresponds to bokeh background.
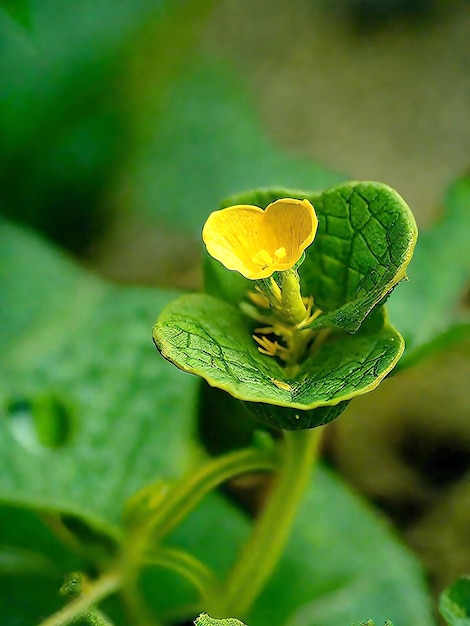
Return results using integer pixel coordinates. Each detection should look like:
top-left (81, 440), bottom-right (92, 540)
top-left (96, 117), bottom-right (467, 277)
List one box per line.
top-left (1, 0), bottom-right (470, 604)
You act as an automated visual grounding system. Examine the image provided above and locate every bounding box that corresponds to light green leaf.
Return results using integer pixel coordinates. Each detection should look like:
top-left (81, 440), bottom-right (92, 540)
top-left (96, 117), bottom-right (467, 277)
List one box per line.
top-left (387, 175), bottom-right (470, 368)
top-left (221, 181), bottom-right (417, 334)
top-left (439, 577), bottom-right (470, 626)
top-left (164, 466), bottom-right (433, 626)
top-left (195, 614), bottom-right (247, 626)
top-left (0, 219), bottom-right (198, 536)
top-left (153, 293), bottom-right (403, 429)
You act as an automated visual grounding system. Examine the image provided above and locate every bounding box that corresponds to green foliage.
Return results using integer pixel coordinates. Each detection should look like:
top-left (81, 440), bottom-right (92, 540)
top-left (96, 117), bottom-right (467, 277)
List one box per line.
top-left (194, 613), bottom-right (396, 626)
top-left (388, 175), bottom-right (470, 368)
top-left (154, 181), bottom-right (414, 428)
top-left (0, 2), bottom-right (467, 624)
top-left (0, 0), bottom-right (199, 251)
top-left (168, 467), bottom-right (432, 626)
top-left (0, 218), bottom-right (434, 625)
top-left (440, 577), bottom-right (470, 626)
top-left (0, 506), bottom-right (83, 624)
top-left (222, 182), bottom-right (417, 333)
top-left (0, 219), bottom-right (198, 533)
top-left (249, 467), bottom-right (431, 626)
top-left (195, 614), bottom-right (247, 626)
top-left (0, 0), bottom-right (30, 27)
top-left (155, 295), bottom-right (402, 428)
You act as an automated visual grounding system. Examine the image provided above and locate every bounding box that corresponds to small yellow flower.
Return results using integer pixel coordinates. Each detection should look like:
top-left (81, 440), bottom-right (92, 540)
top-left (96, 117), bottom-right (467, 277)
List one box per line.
top-left (202, 198), bottom-right (318, 280)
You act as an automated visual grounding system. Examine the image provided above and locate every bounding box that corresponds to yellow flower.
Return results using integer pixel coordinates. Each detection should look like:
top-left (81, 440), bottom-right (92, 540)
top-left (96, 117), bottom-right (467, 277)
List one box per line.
top-left (202, 198), bottom-right (318, 280)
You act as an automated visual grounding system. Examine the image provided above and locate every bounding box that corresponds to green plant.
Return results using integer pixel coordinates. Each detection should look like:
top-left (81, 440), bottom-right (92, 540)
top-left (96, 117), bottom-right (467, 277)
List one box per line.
top-left (1, 6), bottom-right (470, 624)
top-left (2, 170), bottom-right (469, 625)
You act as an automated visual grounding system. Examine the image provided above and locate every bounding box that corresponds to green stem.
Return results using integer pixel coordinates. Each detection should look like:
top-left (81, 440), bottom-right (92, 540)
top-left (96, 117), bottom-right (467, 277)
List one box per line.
top-left (279, 268), bottom-right (307, 325)
top-left (120, 447), bottom-right (278, 623)
top-left (75, 608), bottom-right (115, 626)
top-left (213, 427), bottom-right (323, 618)
top-left (37, 571), bottom-right (120, 626)
top-left (149, 447), bottom-right (278, 540)
top-left (146, 546), bottom-right (219, 603)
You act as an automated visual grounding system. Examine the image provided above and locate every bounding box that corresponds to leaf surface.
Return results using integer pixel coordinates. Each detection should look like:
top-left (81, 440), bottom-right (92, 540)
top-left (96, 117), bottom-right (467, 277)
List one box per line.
top-left (221, 181), bottom-right (417, 333)
top-left (0, 0), bottom-right (30, 28)
top-left (154, 293), bottom-right (403, 428)
top-left (164, 466), bottom-right (433, 626)
top-left (0, 220), bottom-right (198, 536)
top-left (387, 175), bottom-right (470, 368)
top-left (439, 577), bottom-right (470, 626)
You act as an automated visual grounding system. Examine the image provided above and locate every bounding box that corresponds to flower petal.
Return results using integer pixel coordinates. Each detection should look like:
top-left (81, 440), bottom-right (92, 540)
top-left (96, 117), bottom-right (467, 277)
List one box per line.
top-left (263, 198), bottom-right (317, 263)
top-left (202, 198), bottom-right (317, 279)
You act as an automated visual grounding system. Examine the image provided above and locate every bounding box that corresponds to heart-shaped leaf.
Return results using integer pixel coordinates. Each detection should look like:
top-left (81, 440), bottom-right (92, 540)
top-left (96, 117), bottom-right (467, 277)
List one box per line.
top-left (153, 293), bottom-right (403, 429)
top-left (220, 181), bottom-right (417, 333)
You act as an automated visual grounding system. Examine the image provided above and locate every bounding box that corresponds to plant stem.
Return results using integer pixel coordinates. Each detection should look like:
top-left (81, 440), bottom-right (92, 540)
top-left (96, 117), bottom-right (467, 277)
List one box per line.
top-left (37, 571), bottom-right (120, 626)
top-left (75, 608), bottom-right (115, 626)
top-left (279, 268), bottom-right (308, 325)
top-left (214, 427), bottom-right (323, 618)
top-left (149, 447), bottom-right (278, 540)
top-left (120, 446), bottom-right (278, 624)
top-left (146, 546), bottom-right (219, 604)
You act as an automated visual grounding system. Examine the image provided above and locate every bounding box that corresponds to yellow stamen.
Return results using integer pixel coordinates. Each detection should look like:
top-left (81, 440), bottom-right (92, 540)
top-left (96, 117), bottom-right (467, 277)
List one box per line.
top-left (252, 249), bottom-right (274, 268)
top-left (253, 335), bottom-right (289, 360)
top-left (248, 290), bottom-right (270, 309)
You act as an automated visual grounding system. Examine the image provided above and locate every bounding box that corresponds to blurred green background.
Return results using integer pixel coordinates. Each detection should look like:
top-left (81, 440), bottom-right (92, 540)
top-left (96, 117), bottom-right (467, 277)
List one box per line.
top-left (1, 0), bottom-right (470, 620)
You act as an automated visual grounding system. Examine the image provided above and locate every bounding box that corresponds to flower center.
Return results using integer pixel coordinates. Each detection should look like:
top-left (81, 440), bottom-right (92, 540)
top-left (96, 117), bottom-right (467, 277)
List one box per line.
top-left (252, 247), bottom-right (287, 270)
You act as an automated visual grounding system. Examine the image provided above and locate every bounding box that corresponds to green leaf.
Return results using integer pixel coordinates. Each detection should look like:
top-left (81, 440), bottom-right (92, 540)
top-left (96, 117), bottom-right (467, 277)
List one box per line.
top-left (387, 175), bottom-right (470, 368)
top-left (0, 0), bottom-right (30, 28)
top-left (195, 614), bottom-right (247, 626)
top-left (164, 466), bottom-right (433, 626)
top-left (249, 467), bottom-right (433, 626)
top-left (0, 505), bottom-right (83, 624)
top-left (221, 181), bottom-right (417, 333)
top-left (134, 489), bottom-right (251, 621)
top-left (153, 292), bottom-right (403, 429)
top-left (0, 219), bottom-right (198, 535)
top-left (0, 0), bottom-right (173, 251)
top-left (439, 577), bottom-right (470, 626)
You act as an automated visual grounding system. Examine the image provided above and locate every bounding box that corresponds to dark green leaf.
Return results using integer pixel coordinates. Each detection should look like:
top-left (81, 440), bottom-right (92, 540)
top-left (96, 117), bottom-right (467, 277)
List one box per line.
top-left (0, 505), bottom-right (83, 625)
top-left (0, 219), bottom-right (198, 535)
top-left (387, 175), bottom-right (470, 368)
top-left (439, 577), bottom-right (470, 626)
top-left (221, 181), bottom-right (417, 333)
top-left (0, 0), bottom-right (30, 28)
top-left (154, 293), bottom-right (403, 429)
